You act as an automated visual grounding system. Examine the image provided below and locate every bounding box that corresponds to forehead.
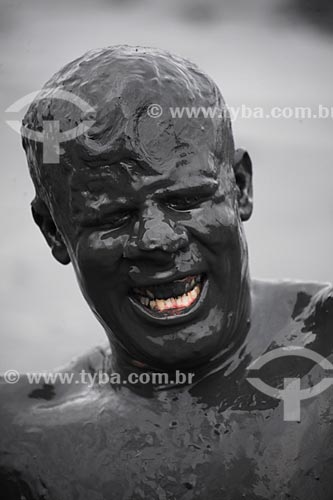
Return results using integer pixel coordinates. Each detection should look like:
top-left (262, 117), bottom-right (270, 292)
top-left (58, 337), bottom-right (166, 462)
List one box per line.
top-left (72, 98), bottom-right (225, 162)
top-left (65, 54), bottom-right (230, 170)
top-left (68, 109), bottom-right (230, 200)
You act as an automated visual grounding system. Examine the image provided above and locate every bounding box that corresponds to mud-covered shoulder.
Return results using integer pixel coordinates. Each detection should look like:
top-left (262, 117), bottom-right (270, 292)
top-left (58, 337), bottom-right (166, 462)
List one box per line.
top-left (296, 282), bottom-right (333, 345)
top-left (0, 344), bottom-right (110, 416)
top-left (307, 283), bottom-right (333, 322)
top-left (251, 278), bottom-right (332, 319)
top-left (0, 377), bottom-right (39, 499)
top-left (0, 345), bottom-right (112, 499)
top-left (249, 279), bottom-right (332, 350)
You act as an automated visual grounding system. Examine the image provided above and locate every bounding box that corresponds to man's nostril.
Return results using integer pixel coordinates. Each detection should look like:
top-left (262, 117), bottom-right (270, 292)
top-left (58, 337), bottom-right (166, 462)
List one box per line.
top-left (136, 219), bottom-right (189, 253)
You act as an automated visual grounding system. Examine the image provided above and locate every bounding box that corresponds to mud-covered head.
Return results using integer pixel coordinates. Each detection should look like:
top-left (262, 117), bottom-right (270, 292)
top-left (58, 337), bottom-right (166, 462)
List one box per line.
top-left (22, 45), bottom-right (253, 370)
top-left (22, 45), bottom-right (234, 209)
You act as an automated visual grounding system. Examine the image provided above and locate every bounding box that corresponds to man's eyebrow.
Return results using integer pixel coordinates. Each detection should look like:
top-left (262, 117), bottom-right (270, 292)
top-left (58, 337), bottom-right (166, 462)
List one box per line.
top-left (73, 195), bottom-right (136, 213)
top-left (86, 196), bottom-right (136, 210)
top-left (154, 181), bottom-right (219, 197)
top-left (72, 199), bottom-right (136, 227)
top-left (79, 157), bottom-right (133, 168)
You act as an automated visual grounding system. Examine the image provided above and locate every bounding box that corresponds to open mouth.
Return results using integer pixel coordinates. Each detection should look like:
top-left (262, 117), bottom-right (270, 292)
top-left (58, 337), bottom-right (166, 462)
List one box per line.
top-left (131, 274), bottom-right (205, 317)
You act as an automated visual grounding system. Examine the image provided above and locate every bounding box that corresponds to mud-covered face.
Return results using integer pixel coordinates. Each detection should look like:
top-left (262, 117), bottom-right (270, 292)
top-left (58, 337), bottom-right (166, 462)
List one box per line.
top-left (56, 123), bottom-right (250, 369)
top-left (23, 46), bottom-right (252, 370)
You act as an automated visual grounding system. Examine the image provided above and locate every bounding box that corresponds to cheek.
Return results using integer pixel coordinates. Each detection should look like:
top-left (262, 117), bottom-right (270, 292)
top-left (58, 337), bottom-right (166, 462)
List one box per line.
top-left (182, 202), bottom-right (246, 289)
top-left (183, 201), bottom-right (241, 252)
top-left (72, 231), bottom-right (128, 279)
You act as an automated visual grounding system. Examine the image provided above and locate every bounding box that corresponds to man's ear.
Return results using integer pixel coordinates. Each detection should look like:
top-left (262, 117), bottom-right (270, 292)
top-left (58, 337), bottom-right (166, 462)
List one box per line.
top-left (233, 149), bottom-right (253, 221)
top-left (31, 197), bottom-right (71, 265)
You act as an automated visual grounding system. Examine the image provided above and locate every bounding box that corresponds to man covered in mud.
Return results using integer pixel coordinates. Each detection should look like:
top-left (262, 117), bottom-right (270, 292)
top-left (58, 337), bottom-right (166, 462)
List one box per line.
top-left (1, 45), bottom-right (333, 500)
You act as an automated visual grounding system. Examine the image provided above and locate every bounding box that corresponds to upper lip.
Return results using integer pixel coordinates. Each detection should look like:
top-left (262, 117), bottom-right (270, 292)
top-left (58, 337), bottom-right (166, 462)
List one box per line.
top-left (128, 269), bottom-right (206, 288)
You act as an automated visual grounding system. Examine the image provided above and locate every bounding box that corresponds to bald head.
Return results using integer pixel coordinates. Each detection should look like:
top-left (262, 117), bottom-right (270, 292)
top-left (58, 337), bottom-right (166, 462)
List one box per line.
top-left (22, 45), bottom-right (234, 209)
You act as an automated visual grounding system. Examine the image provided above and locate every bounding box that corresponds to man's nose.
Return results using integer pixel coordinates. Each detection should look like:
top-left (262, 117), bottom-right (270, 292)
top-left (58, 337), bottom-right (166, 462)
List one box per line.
top-left (123, 202), bottom-right (189, 259)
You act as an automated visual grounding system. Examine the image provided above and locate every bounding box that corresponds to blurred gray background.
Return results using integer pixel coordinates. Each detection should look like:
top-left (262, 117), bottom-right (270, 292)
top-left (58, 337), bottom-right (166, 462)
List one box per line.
top-left (0, 0), bottom-right (332, 372)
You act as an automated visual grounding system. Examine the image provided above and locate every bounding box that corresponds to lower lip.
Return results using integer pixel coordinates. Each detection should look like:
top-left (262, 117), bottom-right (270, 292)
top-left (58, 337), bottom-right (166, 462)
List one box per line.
top-left (128, 277), bottom-right (209, 326)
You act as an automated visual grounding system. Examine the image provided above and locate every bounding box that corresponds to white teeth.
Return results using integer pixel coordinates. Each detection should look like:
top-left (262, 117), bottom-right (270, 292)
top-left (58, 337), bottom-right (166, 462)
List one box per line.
top-left (156, 299), bottom-right (165, 311)
top-left (137, 283), bottom-right (202, 312)
top-left (182, 295), bottom-right (188, 306)
top-left (140, 297), bottom-right (149, 307)
top-left (176, 297), bottom-right (183, 308)
top-left (146, 285), bottom-right (201, 312)
top-left (165, 299), bottom-right (173, 309)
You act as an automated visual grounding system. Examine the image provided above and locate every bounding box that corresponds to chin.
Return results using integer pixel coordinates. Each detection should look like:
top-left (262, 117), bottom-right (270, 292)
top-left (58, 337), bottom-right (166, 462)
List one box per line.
top-left (108, 302), bottom-right (228, 371)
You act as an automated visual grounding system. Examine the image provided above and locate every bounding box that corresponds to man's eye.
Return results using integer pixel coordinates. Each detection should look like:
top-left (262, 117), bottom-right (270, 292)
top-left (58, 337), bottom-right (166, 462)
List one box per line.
top-left (166, 196), bottom-right (204, 211)
top-left (97, 211), bottom-right (133, 229)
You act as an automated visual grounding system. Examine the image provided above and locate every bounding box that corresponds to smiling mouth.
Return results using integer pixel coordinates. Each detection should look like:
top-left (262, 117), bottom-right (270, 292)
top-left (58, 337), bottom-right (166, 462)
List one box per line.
top-left (131, 274), bottom-right (205, 316)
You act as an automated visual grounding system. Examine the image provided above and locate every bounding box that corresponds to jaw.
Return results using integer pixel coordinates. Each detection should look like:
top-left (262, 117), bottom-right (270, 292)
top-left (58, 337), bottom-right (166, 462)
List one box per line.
top-left (79, 242), bottom-right (252, 370)
top-left (102, 274), bottom-right (227, 369)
